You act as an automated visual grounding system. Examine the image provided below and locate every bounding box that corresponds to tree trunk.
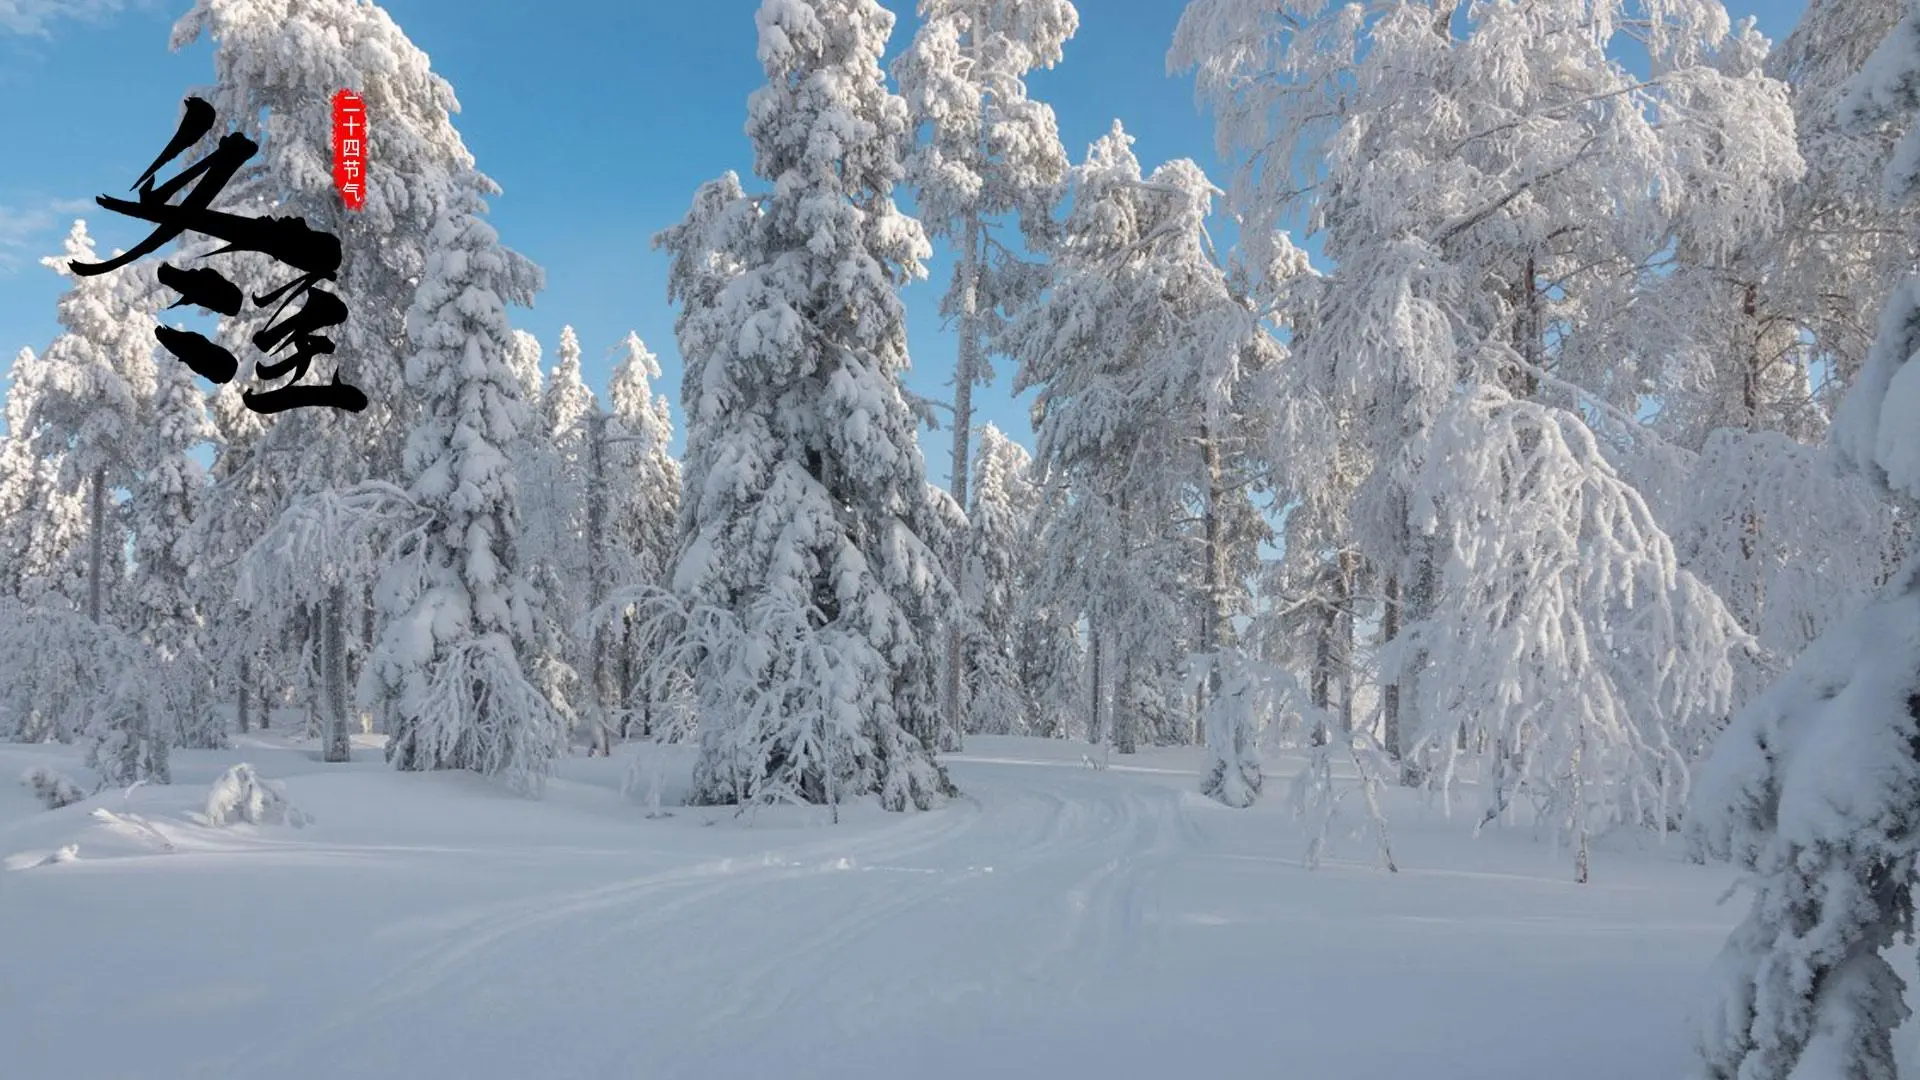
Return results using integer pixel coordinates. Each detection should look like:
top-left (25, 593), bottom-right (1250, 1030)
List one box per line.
top-left (1115, 644), bottom-right (1138, 755)
top-left (237, 654), bottom-right (252, 734)
top-left (1401, 531), bottom-right (1439, 785)
top-left (1112, 489), bottom-right (1138, 755)
top-left (1738, 281), bottom-right (1765, 626)
top-left (1310, 588), bottom-right (1334, 747)
top-left (941, 214), bottom-right (985, 755)
top-left (1335, 548), bottom-right (1357, 736)
top-left (1382, 570), bottom-right (1402, 765)
top-left (587, 412), bottom-right (614, 757)
top-left (323, 584), bottom-right (351, 762)
top-left (1087, 620), bottom-right (1103, 746)
top-left (621, 613), bottom-right (637, 738)
top-left (1199, 421), bottom-right (1232, 745)
top-left (88, 467), bottom-right (106, 626)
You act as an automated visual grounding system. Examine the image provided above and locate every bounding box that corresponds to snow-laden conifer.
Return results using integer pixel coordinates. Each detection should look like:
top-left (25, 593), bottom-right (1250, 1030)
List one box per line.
top-left (176, 0), bottom-right (500, 747)
top-left (129, 359), bottom-right (220, 748)
top-left (897, 0), bottom-right (1077, 746)
top-left (32, 221), bottom-right (157, 629)
top-left (365, 173), bottom-right (568, 791)
top-left (655, 0), bottom-right (955, 812)
top-left (960, 425), bottom-right (1030, 735)
top-left (0, 346), bottom-right (89, 611)
top-left (594, 332), bottom-right (681, 742)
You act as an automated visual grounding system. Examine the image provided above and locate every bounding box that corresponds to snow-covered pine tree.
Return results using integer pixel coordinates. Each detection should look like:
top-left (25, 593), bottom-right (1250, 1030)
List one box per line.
top-left (1690, 9), bottom-right (1920, 1073)
top-left (0, 346), bottom-right (89, 613)
top-left (129, 358), bottom-right (220, 748)
top-left (897, 0), bottom-right (1078, 750)
top-left (1014, 472), bottom-right (1086, 741)
top-left (366, 172), bottom-right (568, 790)
top-left (656, 0), bottom-right (955, 812)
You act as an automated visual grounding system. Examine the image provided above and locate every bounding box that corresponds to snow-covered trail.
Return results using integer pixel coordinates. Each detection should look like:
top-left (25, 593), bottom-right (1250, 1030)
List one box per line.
top-left (1, 738), bottom-right (1747, 1080)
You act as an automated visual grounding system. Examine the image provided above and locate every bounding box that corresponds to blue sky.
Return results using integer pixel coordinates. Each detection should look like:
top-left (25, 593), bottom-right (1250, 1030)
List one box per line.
top-left (0, 0), bottom-right (1809, 487)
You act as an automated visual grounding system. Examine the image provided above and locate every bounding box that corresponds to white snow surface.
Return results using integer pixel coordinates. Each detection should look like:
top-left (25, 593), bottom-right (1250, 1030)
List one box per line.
top-left (0, 733), bottom-right (1851, 1079)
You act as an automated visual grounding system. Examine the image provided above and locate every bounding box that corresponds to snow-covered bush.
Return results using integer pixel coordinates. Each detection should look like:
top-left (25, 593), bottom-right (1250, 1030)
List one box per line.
top-left (20, 766), bottom-right (84, 810)
top-left (0, 599), bottom-right (172, 786)
top-left (204, 764), bottom-right (311, 828)
top-left (1195, 649), bottom-right (1268, 808)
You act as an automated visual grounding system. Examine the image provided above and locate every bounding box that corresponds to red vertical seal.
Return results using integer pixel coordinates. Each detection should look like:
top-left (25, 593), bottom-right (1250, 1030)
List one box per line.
top-left (332, 89), bottom-right (367, 211)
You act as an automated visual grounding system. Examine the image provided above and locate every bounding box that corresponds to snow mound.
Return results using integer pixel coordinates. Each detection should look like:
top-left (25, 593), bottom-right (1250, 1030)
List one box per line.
top-left (204, 764), bottom-right (312, 828)
top-left (20, 765), bottom-right (84, 810)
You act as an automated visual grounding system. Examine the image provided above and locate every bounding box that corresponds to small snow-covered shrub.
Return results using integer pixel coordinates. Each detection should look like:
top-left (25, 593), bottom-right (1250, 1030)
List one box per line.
top-left (204, 764), bottom-right (311, 827)
top-left (20, 766), bottom-right (84, 810)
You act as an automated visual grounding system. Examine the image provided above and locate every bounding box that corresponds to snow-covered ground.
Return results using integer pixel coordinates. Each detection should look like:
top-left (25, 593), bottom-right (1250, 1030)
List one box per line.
top-left (0, 734), bottom-right (1785, 1079)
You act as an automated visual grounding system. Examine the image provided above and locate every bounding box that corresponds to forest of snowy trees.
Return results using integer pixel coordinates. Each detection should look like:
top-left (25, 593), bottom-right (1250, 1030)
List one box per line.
top-left (5, 0), bottom-right (1920, 1075)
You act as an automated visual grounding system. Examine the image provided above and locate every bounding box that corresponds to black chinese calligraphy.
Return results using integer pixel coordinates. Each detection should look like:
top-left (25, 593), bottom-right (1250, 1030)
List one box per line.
top-left (72, 96), bottom-right (368, 415)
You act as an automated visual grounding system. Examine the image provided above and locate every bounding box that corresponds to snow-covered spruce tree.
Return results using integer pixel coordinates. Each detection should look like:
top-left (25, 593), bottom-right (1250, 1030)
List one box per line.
top-left (191, 376), bottom-right (286, 737)
top-left (656, 0), bottom-right (955, 812)
top-left (595, 331), bottom-right (681, 742)
top-left (960, 424), bottom-right (1030, 735)
top-left (896, 0), bottom-right (1078, 750)
top-left (1689, 10), bottom-right (1920, 1074)
top-left (32, 221), bottom-right (157, 630)
top-left (0, 346), bottom-right (89, 613)
top-left (529, 325), bottom-right (595, 744)
top-left (506, 329), bottom-right (545, 405)
top-left (996, 458), bottom-right (1087, 740)
top-left (130, 358), bottom-right (221, 748)
top-left (175, 0), bottom-right (490, 745)
top-left (27, 224), bottom-right (179, 779)
top-left (365, 172), bottom-right (568, 790)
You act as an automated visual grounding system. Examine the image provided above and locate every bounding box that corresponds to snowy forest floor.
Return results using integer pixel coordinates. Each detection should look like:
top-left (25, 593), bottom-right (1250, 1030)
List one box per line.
top-left (1, 733), bottom-right (1906, 1080)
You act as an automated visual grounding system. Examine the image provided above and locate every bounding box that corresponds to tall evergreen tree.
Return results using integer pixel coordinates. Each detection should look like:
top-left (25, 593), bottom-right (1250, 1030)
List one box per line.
top-left (657, 0), bottom-right (955, 812)
top-left (176, 0), bottom-right (493, 750)
top-left (29, 222), bottom-right (172, 782)
top-left (959, 424), bottom-right (1030, 735)
top-left (0, 346), bottom-right (89, 612)
top-left (129, 358), bottom-right (220, 748)
top-left (597, 332), bottom-right (681, 741)
top-left (897, 0), bottom-right (1078, 749)
top-left (366, 173), bottom-right (568, 789)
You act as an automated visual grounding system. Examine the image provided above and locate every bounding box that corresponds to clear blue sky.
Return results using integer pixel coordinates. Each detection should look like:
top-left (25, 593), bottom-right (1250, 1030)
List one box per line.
top-left (0, 0), bottom-right (1809, 485)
